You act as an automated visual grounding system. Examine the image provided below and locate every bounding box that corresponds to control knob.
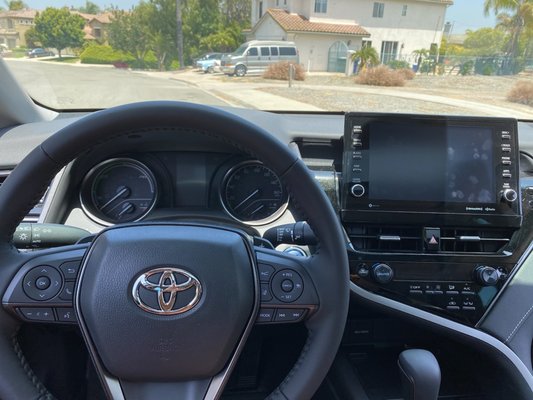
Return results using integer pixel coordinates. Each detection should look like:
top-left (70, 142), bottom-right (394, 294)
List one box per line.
top-left (351, 184), bottom-right (365, 198)
top-left (502, 189), bottom-right (517, 203)
top-left (474, 266), bottom-right (500, 286)
top-left (371, 263), bottom-right (394, 284)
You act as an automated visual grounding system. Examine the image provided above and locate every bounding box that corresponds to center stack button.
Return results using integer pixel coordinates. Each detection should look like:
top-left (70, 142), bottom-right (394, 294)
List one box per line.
top-left (271, 269), bottom-right (304, 302)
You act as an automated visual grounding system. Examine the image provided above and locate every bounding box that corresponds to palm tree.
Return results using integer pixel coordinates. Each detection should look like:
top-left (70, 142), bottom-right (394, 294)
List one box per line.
top-left (411, 48), bottom-right (429, 73)
top-left (176, 0), bottom-right (184, 68)
top-left (351, 46), bottom-right (380, 72)
top-left (484, 0), bottom-right (533, 59)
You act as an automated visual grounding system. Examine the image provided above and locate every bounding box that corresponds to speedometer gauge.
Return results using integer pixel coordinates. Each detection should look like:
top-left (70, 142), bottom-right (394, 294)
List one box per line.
top-left (80, 158), bottom-right (158, 225)
top-left (222, 161), bottom-right (289, 225)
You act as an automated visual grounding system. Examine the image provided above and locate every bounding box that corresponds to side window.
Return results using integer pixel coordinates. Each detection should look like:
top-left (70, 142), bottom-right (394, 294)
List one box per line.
top-left (247, 47), bottom-right (259, 56)
top-left (270, 47), bottom-right (279, 56)
top-left (260, 47), bottom-right (270, 56)
top-left (279, 47), bottom-right (297, 56)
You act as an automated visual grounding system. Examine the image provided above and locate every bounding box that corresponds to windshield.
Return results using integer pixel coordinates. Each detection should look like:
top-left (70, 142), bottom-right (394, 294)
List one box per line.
top-left (1, 0), bottom-right (532, 118)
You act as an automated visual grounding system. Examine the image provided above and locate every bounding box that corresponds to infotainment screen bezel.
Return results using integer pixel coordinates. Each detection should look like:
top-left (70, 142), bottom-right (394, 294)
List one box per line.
top-left (341, 113), bottom-right (522, 228)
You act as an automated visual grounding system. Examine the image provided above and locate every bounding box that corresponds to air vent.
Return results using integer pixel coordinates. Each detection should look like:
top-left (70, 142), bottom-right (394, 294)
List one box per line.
top-left (0, 170), bottom-right (48, 223)
top-left (347, 225), bottom-right (423, 253)
top-left (440, 228), bottom-right (513, 254)
top-left (347, 224), bottom-right (514, 255)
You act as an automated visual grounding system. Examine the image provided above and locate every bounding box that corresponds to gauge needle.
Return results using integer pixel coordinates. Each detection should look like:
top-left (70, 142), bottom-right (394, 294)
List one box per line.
top-left (101, 187), bottom-right (129, 210)
top-left (118, 203), bottom-right (134, 217)
top-left (249, 204), bottom-right (264, 216)
top-left (234, 189), bottom-right (259, 210)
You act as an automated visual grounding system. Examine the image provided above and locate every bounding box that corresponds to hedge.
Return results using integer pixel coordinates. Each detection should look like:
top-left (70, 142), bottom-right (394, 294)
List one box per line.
top-left (80, 45), bottom-right (133, 65)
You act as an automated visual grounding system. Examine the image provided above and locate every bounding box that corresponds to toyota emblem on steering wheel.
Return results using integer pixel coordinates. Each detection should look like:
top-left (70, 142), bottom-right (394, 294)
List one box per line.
top-left (132, 267), bottom-right (202, 315)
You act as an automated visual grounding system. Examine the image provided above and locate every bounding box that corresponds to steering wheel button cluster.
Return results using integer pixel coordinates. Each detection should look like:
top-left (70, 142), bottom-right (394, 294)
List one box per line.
top-left (56, 308), bottom-right (76, 322)
top-left (271, 269), bottom-right (304, 303)
top-left (22, 266), bottom-right (62, 301)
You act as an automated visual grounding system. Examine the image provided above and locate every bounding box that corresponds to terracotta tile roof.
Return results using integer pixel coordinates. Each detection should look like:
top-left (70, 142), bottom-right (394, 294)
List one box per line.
top-left (266, 9), bottom-right (369, 36)
top-left (0, 9), bottom-right (37, 19)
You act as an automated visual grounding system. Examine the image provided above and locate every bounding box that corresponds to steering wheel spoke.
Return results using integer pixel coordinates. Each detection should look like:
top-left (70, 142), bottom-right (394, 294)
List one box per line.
top-left (2, 244), bottom-right (88, 325)
top-left (255, 248), bottom-right (319, 325)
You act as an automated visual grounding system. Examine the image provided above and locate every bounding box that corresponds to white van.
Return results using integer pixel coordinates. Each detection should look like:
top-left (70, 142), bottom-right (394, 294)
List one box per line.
top-left (220, 41), bottom-right (299, 77)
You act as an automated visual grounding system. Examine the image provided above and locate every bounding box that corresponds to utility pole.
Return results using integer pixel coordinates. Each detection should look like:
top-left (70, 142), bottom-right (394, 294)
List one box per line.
top-left (176, 0), bottom-right (184, 68)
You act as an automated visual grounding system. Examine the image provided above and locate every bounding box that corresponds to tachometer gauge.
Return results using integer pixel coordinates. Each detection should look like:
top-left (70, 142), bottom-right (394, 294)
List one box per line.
top-left (222, 161), bottom-right (289, 225)
top-left (80, 158), bottom-right (158, 225)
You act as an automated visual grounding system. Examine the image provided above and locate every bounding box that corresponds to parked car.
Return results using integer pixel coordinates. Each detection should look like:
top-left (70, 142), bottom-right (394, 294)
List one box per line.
top-left (220, 41), bottom-right (299, 77)
top-left (27, 48), bottom-right (54, 58)
top-left (195, 52), bottom-right (223, 73)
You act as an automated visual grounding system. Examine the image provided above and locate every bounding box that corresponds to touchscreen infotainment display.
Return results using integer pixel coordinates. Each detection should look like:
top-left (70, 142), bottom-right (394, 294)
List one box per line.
top-left (368, 122), bottom-right (495, 203)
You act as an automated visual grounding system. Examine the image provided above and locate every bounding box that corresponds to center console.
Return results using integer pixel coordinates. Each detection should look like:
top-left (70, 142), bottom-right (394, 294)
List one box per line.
top-left (342, 113), bottom-right (522, 325)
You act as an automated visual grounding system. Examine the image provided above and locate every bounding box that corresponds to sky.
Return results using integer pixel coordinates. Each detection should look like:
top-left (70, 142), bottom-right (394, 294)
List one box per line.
top-left (22, 0), bottom-right (498, 34)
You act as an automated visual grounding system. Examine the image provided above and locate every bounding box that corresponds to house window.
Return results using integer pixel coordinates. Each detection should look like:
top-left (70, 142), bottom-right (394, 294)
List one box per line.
top-left (402, 5), bottom-right (407, 16)
top-left (94, 28), bottom-right (102, 38)
top-left (284, 0), bottom-right (287, 5)
top-left (7, 19), bottom-right (13, 29)
top-left (258, 1), bottom-right (263, 18)
top-left (314, 0), bottom-right (327, 14)
top-left (372, 2), bottom-right (384, 18)
top-left (276, 0), bottom-right (279, 6)
top-left (380, 41), bottom-right (398, 64)
top-left (362, 40), bottom-right (372, 48)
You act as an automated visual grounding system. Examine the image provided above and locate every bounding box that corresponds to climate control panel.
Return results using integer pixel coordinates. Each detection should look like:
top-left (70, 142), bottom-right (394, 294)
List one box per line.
top-left (351, 259), bottom-right (513, 325)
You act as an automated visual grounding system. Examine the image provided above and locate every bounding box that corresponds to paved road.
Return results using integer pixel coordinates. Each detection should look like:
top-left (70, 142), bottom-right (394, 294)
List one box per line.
top-left (5, 59), bottom-right (229, 109)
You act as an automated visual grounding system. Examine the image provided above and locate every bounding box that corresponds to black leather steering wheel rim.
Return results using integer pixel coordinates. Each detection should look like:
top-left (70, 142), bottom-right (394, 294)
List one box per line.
top-left (0, 101), bottom-right (349, 400)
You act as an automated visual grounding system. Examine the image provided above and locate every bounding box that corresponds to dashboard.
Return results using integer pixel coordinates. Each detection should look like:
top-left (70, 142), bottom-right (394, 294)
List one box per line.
top-left (2, 109), bottom-right (533, 393)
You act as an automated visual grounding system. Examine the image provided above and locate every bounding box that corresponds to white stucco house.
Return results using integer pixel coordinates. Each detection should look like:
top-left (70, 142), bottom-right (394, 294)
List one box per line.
top-left (248, 0), bottom-right (453, 72)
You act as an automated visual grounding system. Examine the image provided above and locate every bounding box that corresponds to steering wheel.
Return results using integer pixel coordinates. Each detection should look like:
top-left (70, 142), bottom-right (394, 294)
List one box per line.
top-left (0, 102), bottom-right (349, 400)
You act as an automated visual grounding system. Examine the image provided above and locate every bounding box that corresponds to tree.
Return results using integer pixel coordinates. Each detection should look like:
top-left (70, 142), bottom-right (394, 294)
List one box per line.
top-left (351, 46), bottom-right (380, 71)
top-left (4, 0), bottom-right (26, 10)
top-left (34, 8), bottom-right (85, 58)
top-left (463, 27), bottom-right (507, 56)
top-left (484, 0), bottom-right (533, 59)
top-left (108, 6), bottom-right (152, 66)
top-left (77, 1), bottom-right (101, 14)
top-left (25, 26), bottom-right (40, 48)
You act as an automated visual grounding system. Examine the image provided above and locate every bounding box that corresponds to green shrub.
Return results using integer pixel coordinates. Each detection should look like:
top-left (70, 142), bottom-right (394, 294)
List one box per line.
top-left (263, 62), bottom-right (305, 81)
top-left (387, 60), bottom-right (410, 70)
top-left (130, 50), bottom-right (158, 69)
top-left (356, 65), bottom-right (405, 87)
top-left (507, 81), bottom-right (533, 107)
top-left (169, 60), bottom-right (180, 70)
top-left (80, 44), bottom-right (133, 65)
top-left (459, 60), bottom-right (474, 76)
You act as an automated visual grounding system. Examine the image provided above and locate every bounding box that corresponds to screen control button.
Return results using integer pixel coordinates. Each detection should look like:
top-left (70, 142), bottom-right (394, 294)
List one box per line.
top-left (371, 263), bottom-right (393, 284)
top-left (351, 184), bottom-right (365, 198)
